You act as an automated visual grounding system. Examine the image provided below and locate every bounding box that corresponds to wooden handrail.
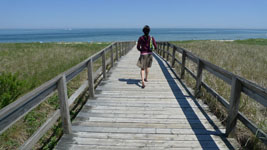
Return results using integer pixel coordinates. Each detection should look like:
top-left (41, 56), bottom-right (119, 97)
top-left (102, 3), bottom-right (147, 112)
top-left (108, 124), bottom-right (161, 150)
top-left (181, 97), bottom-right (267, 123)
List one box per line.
top-left (156, 41), bottom-right (267, 145)
top-left (0, 41), bottom-right (136, 149)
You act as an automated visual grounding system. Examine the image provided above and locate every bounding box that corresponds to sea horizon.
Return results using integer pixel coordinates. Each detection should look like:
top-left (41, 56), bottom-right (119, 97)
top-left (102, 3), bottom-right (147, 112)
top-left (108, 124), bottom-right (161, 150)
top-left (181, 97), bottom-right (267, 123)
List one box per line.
top-left (0, 28), bottom-right (267, 43)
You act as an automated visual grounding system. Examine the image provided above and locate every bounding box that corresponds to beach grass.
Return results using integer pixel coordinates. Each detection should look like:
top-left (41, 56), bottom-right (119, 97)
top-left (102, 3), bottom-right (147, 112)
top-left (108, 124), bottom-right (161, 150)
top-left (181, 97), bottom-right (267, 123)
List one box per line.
top-left (170, 39), bottom-right (267, 149)
top-left (0, 42), bottom-right (109, 108)
top-left (233, 38), bottom-right (267, 45)
top-left (0, 42), bottom-right (110, 149)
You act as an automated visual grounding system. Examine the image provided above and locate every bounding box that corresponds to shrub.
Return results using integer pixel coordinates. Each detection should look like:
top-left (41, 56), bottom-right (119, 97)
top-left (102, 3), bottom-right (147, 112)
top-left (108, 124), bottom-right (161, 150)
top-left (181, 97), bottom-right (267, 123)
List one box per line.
top-left (0, 72), bottom-right (27, 109)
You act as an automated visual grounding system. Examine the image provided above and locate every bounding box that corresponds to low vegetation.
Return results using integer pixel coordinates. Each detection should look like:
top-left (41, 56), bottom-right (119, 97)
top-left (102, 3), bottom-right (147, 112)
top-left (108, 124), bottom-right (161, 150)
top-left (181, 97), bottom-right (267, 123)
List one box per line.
top-left (0, 42), bottom-right (110, 149)
top-left (171, 39), bottom-right (267, 149)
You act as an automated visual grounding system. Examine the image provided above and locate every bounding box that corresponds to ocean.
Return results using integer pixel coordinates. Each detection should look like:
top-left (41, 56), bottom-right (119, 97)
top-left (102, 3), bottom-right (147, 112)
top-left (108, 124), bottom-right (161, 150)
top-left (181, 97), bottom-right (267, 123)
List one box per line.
top-left (0, 28), bottom-right (267, 43)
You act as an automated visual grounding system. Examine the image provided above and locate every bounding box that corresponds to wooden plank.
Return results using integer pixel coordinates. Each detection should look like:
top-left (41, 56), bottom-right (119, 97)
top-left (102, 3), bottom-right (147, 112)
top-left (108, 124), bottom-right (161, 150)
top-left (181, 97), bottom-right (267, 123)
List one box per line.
top-left (166, 43), bottom-right (170, 61)
top-left (115, 42), bottom-right (119, 61)
top-left (162, 42), bottom-right (166, 58)
top-left (181, 50), bottom-right (186, 79)
top-left (226, 77), bottom-right (242, 136)
top-left (58, 136), bottom-right (233, 148)
top-left (201, 82), bottom-right (230, 109)
top-left (78, 107), bottom-right (216, 118)
top-left (65, 59), bottom-right (87, 82)
top-left (92, 46), bottom-right (109, 62)
top-left (195, 59), bottom-right (203, 97)
top-left (58, 74), bottom-right (72, 134)
top-left (241, 78), bottom-right (267, 107)
top-left (80, 106), bottom-right (210, 114)
top-left (174, 58), bottom-right (182, 65)
top-left (110, 45), bottom-right (114, 67)
top-left (175, 46), bottom-right (183, 53)
top-left (185, 66), bottom-right (197, 79)
top-left (76, 112), bottom-right (220, 120)
top-left (237, 112), bottom-right (267, 144)
top-left (177, 47), bottom-right (198, 63)
top-left (102, 50), bottom-right (106, 79)
top-left (19, 110), bottom-right (60, 150)
top-left (67, 132), bottom-right (233, 141)
top-left (0, 74), bottom-right (60, 134)
top-left (72, 126), bottom-right (225, 135)
top-left (75, 115), bottom-right (220, 124)
top-left (55, 144), bottom-right (235, 150)
top-left (202, 59), bottom-right (232, 85)
top-left (72, 121), bottom-right (224, 129)
top-left (85, 101), bottom-right (206, 109)
top-left (87, 59), bottom-right (94, 98)
top-left (171, 46), bottom-right (176, 67)
top-left (69, 81), bottom-right (88, 106)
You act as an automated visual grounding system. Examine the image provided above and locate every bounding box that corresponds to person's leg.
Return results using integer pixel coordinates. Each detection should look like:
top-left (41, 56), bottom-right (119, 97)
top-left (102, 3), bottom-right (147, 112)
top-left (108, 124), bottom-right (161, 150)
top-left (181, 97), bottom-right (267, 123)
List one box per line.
top-left (145, 68), bottom-right (149, 82)
top-left (140, 68), bottom-right (145, 88)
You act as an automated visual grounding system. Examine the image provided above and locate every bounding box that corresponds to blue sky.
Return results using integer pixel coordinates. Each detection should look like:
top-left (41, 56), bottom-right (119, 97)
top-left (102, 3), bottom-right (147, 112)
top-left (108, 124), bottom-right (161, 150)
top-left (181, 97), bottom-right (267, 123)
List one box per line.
top-left (0, 0), bottom-right (266, 29)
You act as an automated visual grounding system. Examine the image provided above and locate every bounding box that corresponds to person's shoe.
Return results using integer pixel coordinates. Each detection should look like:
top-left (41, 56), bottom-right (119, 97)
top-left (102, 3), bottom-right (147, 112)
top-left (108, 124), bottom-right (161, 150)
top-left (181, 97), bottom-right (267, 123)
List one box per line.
top-left (142, 82), bottom-right (145, 88)
top-left (144, 78), bottom-right (148, 82)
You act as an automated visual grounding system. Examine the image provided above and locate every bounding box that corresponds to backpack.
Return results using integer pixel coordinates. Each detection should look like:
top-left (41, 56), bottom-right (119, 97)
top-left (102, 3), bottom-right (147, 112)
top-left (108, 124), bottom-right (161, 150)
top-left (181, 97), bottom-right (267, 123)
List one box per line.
top-left (149, 36), bottom-right (154, 51)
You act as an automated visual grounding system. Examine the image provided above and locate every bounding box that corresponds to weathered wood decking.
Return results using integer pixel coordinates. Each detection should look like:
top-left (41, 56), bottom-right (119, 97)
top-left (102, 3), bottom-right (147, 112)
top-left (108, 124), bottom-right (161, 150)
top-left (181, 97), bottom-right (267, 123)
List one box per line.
top-left (55, 46), bottom-right (239, 150)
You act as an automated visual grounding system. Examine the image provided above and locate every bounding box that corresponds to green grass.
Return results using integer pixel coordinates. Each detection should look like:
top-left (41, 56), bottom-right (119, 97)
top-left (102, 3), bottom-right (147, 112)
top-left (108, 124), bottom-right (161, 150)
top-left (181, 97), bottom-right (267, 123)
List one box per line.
top-left (233, 38), bottom-right (267, 45)
top-left (170, 39), bottom-right (267, 149)
top-left (0, 42), bottom-right (110, 150)
top-left (0, 42), bottom-right (110, 108)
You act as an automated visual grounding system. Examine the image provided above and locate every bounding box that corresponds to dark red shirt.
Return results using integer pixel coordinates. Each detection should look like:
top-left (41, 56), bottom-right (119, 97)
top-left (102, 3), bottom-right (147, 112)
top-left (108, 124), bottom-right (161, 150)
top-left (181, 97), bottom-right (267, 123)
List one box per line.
top-left (137, 35), bottom-right (157, 54)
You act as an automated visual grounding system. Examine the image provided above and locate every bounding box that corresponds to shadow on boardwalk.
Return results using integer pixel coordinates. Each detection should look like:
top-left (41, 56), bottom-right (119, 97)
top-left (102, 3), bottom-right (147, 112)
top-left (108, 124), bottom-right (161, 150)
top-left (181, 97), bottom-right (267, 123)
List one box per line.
top-left (118, 78), bottom-right (142, 88)
top-left (153, 53), bottom-right (234, 150)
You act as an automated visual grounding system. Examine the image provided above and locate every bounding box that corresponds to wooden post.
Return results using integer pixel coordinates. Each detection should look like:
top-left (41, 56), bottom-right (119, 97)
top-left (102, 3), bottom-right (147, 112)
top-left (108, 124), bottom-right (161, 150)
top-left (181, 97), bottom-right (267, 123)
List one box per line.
top-left (226, 77), bottom-right (242, 137)
top-left (166, 43), bottom-right (170, 61)
top-left (116, 42), bottom-right (118, 61)
top-left (102, 50), bottom-right (106, 79)
top-left (171, 46), bottom-right (176, 68)
top-left (58, 74), bottom-right (72, 134)
top-left (87, 59), bottom-right (94, 98)
top-left (126, 42), bottom-right (128, 54)
top-left (181, 50), bottom-right (186, 79)
top-left (121, 42), bottom-right (124, 56)
top-left (110, 45), bottom-right (114, 67)
top-left (158, 43), bottom-right (160, 55)
top-left (122, 42), bottom-right (124, 56)
top-left (195, 59), bottom-right (203, 97)
top-left (160, 44), bottom-right (162, 56)
top-left (124, 42), bottom-right (127, 55)
top-left (162, 43), bottom-right (165, 58)
top-left (119, 42), bottom-right (122, 58)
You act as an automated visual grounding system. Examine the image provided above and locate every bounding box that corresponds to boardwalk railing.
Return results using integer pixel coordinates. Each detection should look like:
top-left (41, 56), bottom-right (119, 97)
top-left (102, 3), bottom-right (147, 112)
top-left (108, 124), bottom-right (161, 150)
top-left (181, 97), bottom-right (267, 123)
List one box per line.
top-left (156, 41), bottom-right (267, 144)
top-left (0, 41), bottom-right (135, 149)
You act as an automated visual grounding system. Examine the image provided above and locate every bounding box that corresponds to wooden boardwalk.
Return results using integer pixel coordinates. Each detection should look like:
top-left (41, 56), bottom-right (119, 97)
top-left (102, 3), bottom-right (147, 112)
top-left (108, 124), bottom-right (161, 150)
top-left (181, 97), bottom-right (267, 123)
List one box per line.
top-left (55, 46), bottom-right (239, 150)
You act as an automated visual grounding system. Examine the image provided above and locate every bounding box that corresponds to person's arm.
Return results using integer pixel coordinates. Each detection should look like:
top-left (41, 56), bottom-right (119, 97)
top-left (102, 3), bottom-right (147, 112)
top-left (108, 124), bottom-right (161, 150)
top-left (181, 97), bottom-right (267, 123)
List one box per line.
top-left (152, 37), bottom-right (157, 49)
top-left (137, 37), bottom-right (141, 51)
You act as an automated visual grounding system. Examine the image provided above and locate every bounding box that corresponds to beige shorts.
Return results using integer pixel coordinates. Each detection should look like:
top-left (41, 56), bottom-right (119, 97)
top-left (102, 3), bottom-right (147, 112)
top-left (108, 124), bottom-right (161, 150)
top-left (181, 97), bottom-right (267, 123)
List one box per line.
top-left (137, 54), bottom-right (153, 69)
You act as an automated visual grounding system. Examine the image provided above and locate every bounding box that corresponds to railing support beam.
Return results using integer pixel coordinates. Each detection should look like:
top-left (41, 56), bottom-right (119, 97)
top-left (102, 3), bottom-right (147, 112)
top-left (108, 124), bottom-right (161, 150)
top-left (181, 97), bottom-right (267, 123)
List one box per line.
top-left (102, 50), bottom-right (106, 80)
top-left (87, 59), bottom-right (94, 98)
top-left (58, 74), bottom-right (72, 134)
top-left (116, 42), bottom-right (119, 61)
top-left (226, 77), bottom-right (242, 137)
top-left (111, 45), bottom-right (114, 67)
top-left (181, 50), bottom-right (186, 79)
top-left (163, 43), bottom-right (166, 58)
top-left (166, 43), bottom-right (170, 61)
top-left (195, 59), bottom-right (203, 97)
top-left (171, 46), bottom-right (176, 68)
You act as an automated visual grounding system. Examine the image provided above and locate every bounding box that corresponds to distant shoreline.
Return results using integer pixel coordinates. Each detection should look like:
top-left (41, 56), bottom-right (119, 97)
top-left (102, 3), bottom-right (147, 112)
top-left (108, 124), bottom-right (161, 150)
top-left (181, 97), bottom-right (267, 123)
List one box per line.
top-left (0, 28), bottom-right (266, 43)
top-left (2, 39), bottom-right (267, 44)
